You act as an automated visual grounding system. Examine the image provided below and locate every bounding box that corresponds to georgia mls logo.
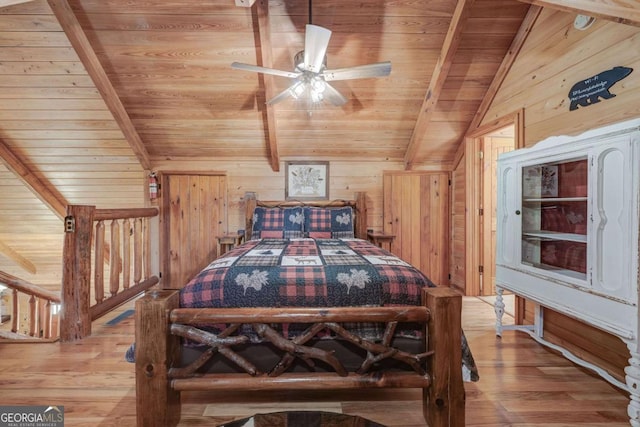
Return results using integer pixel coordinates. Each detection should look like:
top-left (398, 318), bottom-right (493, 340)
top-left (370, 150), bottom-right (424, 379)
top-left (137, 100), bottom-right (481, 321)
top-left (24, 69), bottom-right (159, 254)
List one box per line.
top-left (0, 405), bottom-right (64, 427)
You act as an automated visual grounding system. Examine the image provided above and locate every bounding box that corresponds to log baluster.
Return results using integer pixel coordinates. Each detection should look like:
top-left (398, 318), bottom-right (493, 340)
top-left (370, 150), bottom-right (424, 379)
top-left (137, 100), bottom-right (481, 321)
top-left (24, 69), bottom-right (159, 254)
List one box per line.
top-left (43, 299), bottom-right (52, 339)
top-left (11, 288), bottom-right (18, 333)
top-left (110, 219), bottom-right (121, 297)
top-left (143, 217), bottom-right (151, 280)
top-left (94, 220), bottom-right (105, 303)
top-left (28, 294), bottom-right (36, 337)
top-left (134, 218), bottom-right (142, 285)
top-left (122, 218), bottom-right (131, 289)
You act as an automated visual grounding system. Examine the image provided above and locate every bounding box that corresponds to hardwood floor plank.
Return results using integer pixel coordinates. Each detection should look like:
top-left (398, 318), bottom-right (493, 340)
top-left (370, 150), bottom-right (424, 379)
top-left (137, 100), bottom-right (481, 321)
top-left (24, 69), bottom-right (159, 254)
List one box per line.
top-left (0, 296), bottom-right (630, 426)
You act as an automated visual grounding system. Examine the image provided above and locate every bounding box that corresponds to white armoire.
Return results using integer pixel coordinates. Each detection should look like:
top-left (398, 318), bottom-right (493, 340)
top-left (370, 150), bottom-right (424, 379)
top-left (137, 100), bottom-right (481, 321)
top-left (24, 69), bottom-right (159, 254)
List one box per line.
top-left (494, 118), bottom-right (640, 427)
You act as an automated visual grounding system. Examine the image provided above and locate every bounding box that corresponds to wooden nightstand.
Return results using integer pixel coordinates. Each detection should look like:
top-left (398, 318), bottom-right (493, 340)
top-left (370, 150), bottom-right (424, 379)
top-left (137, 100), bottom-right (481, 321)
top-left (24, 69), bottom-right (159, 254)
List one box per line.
top-left (367, 231), bottom-right (395, 252)
top-left (217, 234), bottom-right (243, 256)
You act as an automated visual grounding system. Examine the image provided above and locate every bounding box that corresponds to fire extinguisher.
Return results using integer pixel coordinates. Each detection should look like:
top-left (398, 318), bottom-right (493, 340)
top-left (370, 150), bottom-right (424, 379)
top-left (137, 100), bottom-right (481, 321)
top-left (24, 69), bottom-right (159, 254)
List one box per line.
top-left (148, 172), bottom-right (158, 201)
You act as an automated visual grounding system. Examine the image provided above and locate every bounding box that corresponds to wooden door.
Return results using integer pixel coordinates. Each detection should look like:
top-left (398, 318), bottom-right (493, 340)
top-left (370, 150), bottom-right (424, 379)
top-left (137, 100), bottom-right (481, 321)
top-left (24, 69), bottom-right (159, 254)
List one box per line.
top-left (160, 173), bottom-right (227, 289)
top-left (383, 172), bottom-right (450, 286)
top-left (480, 136), bottom-right (514, 295)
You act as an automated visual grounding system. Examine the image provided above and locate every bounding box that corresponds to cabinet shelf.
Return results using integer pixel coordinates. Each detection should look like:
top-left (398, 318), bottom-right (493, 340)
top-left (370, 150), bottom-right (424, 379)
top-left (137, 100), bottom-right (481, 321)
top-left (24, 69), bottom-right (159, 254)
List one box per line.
top-left (522, 231), bottom-right (587, 243)
top-left (521, 262), bottom-right (588, 280)
top-left (523, 197), bottom-right (588, 203)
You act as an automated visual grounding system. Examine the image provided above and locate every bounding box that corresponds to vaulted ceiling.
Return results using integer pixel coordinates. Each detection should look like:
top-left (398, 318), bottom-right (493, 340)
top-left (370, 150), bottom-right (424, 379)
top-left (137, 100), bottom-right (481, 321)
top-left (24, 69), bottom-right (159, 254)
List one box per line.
top-left (0, 0), bottom-right (637, 287)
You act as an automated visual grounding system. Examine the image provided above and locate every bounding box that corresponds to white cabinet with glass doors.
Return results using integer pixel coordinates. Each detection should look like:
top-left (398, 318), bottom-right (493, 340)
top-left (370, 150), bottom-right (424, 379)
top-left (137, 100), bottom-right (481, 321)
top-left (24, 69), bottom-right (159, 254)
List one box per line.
top-left (494, 118), bottom-right (640, 427)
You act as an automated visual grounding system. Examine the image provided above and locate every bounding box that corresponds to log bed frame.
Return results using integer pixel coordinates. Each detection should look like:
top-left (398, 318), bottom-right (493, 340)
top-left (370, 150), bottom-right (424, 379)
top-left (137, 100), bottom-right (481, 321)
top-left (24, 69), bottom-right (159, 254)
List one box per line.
top-left (134, 192), bottom-right (465, 426)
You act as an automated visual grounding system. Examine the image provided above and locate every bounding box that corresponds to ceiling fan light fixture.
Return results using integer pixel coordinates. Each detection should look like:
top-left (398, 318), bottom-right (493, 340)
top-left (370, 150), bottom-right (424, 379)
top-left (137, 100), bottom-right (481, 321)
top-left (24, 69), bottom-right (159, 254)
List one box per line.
top-left (310, 88), bottom-right (324, 103)
top-left (230, 21), bottom-right (391, 107)
top-left (311, 77), bottom-right (326, 93)
top-left (289, 80), bottom-right (305, 99)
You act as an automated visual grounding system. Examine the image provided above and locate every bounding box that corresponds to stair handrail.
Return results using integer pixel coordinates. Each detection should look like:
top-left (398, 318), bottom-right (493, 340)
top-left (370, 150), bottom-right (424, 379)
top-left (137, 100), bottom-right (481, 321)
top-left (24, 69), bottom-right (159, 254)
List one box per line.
top-left (61, 205), bottom-right (159, 342)
top-left (0, 270), bottom-right (60, 340)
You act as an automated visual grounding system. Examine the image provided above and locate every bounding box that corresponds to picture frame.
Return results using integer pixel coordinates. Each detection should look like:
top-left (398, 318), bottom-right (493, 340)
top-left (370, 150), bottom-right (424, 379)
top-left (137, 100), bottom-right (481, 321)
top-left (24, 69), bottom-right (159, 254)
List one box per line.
top-left (285, 161), bottom-right (329, 200)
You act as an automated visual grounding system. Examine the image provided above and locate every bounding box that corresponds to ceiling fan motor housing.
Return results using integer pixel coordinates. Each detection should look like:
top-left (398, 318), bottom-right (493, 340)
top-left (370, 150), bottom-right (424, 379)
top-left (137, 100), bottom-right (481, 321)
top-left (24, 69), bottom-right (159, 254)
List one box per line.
top-left (294, 50), bottom-right (326, 72)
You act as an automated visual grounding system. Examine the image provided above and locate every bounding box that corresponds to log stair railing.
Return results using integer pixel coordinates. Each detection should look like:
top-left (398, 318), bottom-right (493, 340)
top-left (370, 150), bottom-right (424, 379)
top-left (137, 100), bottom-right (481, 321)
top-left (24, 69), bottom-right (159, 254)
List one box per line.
top-left (0, 270), bottom-right (61, 341)
top-left (61, 205), bottom-right (160, 342)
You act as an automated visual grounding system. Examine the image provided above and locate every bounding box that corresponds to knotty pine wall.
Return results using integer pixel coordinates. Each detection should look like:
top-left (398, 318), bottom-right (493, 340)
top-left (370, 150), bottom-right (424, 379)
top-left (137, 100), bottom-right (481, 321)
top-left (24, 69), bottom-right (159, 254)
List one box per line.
top-left (483, 9), bottom-right (640, 144)
top-left (481, 8), bottom-right (640, 383)
top-left (153, 159), bottom-right (447, 236)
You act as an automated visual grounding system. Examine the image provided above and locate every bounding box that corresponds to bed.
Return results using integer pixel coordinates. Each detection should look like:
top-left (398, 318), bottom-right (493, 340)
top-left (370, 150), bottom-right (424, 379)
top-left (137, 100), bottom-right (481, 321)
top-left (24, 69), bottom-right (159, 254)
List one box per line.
top-left (134, 192), bottom-right (476, 426)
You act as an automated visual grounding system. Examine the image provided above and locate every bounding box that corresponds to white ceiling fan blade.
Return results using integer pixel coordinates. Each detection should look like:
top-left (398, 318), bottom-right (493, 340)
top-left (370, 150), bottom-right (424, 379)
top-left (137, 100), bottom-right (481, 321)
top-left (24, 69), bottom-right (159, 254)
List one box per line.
top-left (322, 61), bottom-right (391, 81)
top-left (323, 82), bottom-right (348, 106)
top-left (303, 24), bottom-right (332, 72)
top-left (231, 62), bottom-right (301, 79)
top-left (266, 86), bottom-right (294, 105)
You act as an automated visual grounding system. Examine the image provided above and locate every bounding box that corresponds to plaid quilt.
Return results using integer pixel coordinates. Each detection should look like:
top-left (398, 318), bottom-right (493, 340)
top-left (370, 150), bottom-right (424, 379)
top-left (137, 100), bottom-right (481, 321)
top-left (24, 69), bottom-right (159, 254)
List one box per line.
top-left (181, 238), bottom-right (435, 308)
top-left (177, 238), bottom-right (479, 381)
top-left (180, 238), bottom-right (436, 340)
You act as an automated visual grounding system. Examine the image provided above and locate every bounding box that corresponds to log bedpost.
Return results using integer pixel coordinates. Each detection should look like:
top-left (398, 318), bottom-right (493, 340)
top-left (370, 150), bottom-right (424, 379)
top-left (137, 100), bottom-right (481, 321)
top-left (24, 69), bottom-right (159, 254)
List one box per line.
top-left (60, 205), bottom-right (95, 342)
top-left (354, 191), bottom-right (367, 240)
top-left (136, 290), bottom-right (181, 427)
top-left (244, 191), bottom-right (257, 239)
top-left (423, 286), bottom-right (465, 426)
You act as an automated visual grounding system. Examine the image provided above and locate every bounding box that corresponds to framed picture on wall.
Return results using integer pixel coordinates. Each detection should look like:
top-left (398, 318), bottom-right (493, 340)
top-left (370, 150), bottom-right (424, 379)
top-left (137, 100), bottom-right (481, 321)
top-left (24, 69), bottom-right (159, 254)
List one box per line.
top-left (285, 161), bottom-right (329, 200)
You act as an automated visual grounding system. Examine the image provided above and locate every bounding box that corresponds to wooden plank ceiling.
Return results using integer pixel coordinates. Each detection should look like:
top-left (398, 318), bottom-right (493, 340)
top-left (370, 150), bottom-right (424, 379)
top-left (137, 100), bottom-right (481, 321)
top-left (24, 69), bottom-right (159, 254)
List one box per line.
top-left (2, 0), bottom-right (634, 285)
top-left (63, 0), bottom-right (533, 169)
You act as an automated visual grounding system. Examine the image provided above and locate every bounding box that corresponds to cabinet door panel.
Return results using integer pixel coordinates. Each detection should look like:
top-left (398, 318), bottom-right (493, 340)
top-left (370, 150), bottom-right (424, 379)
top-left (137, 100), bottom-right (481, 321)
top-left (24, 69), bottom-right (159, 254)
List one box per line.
top-left (497, 163), bottom-right (518, 266)
top-left (592, 140), bottom-right (632, 300)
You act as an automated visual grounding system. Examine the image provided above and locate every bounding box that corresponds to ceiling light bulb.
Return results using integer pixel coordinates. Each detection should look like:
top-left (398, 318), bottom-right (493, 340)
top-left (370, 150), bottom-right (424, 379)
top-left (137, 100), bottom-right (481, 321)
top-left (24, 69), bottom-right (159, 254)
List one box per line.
top-left (311, 89), bottom-right (323, 103)
top-left (289, 81), bottom-right (305, 99)
top-left (311, 78), bottom-right (326, 93)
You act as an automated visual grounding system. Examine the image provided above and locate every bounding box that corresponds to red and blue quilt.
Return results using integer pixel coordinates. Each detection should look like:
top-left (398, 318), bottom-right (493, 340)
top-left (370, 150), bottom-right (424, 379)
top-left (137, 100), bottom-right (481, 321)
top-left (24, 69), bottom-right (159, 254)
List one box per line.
top-left (181, 238), bottom-right (435, 311)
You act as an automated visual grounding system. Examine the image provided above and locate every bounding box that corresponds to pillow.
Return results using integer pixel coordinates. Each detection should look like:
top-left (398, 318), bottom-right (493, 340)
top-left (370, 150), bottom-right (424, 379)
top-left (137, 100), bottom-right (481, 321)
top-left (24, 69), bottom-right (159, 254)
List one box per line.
top-left (251, 206), bottom-right (304, 240)
top-left (303, 206), bottom-right (354, 239)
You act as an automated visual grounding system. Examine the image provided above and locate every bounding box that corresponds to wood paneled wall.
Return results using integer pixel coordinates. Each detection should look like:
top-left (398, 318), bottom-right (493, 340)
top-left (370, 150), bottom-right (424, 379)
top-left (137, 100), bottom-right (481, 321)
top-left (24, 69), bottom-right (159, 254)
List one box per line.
top-left (382, 172), bottom-right (450, 286)
top-left (483, 9), bottom-right (640, 147)
top-left (450, 157), bottom-right (465, 292)
top-left (152, 159), bottom-right (446, 236)
top-left (481, 9), bottom-right (640, 382)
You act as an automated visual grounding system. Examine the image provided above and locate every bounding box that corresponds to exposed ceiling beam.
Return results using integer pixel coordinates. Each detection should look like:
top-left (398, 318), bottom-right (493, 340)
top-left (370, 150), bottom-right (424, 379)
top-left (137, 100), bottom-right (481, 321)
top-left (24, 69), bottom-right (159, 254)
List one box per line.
top-left (0, 138), bottom-right (67, 219)
top-left (465, 5), bottom-right (542, 134)
top-left (0, 0), bottom-right (35, 7)
top-left (255, 0), bottom-right (280, 172)
top-left (0, 0), bottom-right (32, 7)
top-left (519, 0), bottom-right (640, 27)
top-left (47, 0), bottom-right (153, 170)
top-left (403, 0), bottom-right (475, 170)
top-left (0, 240), bottom-right (36, 275)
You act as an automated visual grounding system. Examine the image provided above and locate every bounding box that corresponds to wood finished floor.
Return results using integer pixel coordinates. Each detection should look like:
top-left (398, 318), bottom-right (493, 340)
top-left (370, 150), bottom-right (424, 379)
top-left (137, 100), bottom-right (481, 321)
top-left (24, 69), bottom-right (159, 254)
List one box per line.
top-left (0, 296), bottom-right (629, 426)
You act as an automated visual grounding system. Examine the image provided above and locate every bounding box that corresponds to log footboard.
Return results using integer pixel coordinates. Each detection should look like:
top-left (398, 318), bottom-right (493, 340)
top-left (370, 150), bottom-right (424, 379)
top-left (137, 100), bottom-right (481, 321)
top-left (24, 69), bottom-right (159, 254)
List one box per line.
top-left (135, 287), bottom-right (464, 427)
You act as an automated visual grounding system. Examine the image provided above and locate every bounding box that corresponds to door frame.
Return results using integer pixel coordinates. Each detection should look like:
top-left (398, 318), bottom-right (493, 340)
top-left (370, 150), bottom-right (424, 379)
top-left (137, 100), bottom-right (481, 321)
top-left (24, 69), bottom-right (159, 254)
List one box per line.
top-left (464, 109), bottom-right (524, 296)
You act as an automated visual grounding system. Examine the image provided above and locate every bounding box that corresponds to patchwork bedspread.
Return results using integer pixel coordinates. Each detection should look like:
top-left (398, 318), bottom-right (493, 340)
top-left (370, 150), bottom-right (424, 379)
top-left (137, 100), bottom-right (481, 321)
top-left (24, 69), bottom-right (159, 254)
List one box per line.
top-left (181, 238), bottom-right (435, 310)
top-left (177, 238), bottom-right (479, 381)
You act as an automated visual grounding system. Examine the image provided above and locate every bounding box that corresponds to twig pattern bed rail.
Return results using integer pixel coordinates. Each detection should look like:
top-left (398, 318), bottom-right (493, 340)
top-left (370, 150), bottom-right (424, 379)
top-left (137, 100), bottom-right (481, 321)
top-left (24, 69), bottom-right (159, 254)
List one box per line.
top-left (135, 287), bottom-right (465, 426)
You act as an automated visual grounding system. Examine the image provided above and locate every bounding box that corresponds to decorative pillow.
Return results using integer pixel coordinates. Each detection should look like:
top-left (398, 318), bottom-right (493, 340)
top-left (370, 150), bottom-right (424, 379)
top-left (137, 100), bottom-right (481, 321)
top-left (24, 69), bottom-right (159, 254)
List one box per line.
top-left (303, 206), bottom-right (354, 239)
top-left (251, 206), bottom-right (304, 240)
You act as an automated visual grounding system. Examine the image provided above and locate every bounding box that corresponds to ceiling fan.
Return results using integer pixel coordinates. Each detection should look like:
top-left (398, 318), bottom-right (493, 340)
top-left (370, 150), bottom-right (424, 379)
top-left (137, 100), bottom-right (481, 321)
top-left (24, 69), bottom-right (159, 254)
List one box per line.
top-left (231, 24), bottom-right (391, 107)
